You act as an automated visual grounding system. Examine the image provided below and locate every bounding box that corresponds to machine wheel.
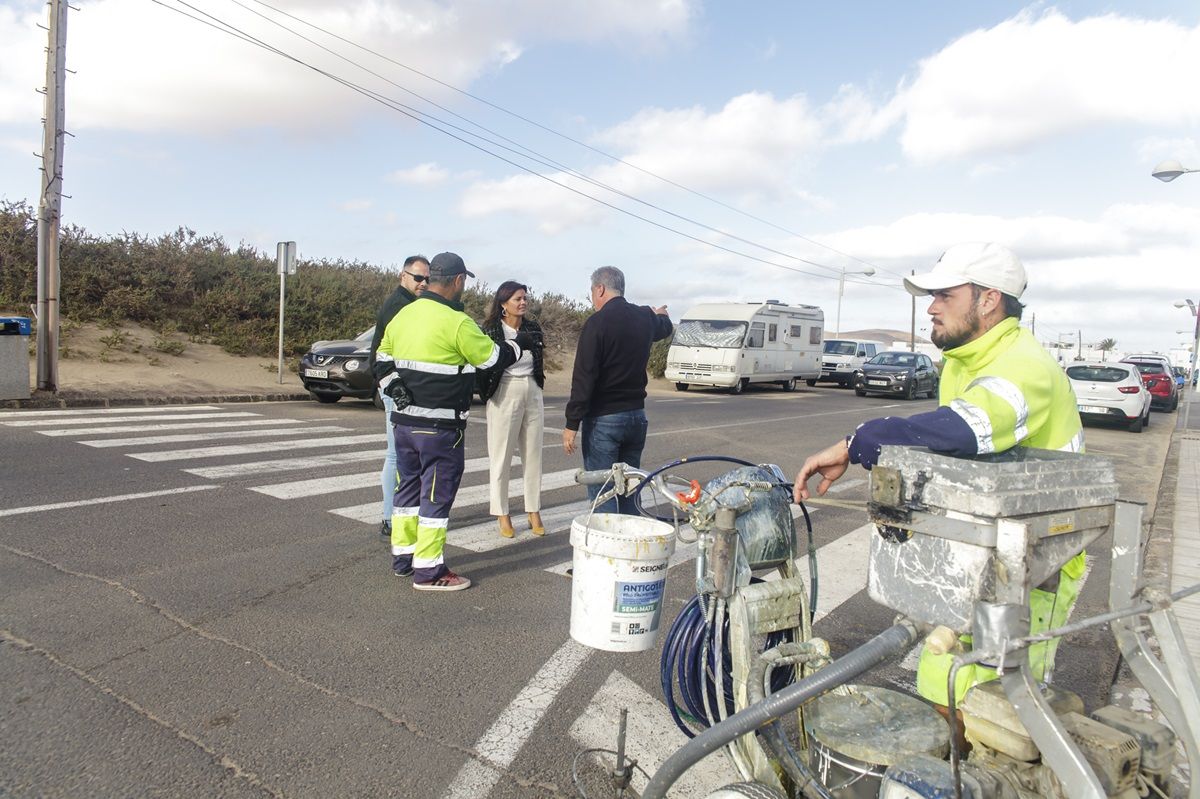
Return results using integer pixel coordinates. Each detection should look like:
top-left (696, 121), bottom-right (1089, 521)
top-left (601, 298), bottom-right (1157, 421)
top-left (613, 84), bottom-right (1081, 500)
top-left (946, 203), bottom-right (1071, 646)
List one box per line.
top-left (805, 378), bottom-right (817, 387)
top-left (729, 378), bottom-right (747, 395)
top-left (675, 382), bottom-right (689, 391)
top-left (781, 377), bottom-right (797, 392)
top-left (312, 391), bottom-right (341, 404)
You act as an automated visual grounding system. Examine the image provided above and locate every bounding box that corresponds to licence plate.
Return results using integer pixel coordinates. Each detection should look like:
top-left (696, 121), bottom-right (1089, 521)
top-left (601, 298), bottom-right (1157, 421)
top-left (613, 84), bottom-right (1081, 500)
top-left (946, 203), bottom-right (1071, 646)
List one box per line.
top-left (304, 368), bottom-right (329, 379)
top-left (1078, 405), bottom-right (1108, 414)
top-left (867, 379), bottom-right (887, 386)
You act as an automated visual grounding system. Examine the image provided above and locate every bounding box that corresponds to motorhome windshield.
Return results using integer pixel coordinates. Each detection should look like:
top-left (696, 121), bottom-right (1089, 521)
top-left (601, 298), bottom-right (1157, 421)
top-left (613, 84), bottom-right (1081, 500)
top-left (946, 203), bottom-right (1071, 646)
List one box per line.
top-left (823, 340), bottom-right (857, 356)
top-left (673, 320), bottom-right (748, 348)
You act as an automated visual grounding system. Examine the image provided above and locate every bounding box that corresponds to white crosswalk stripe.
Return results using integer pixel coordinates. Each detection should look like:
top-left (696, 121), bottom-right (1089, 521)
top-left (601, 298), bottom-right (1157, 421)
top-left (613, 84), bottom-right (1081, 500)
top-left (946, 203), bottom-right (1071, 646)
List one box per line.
top-left (185, 450), bottom-right (387, 479)
top-left (0, 405), bottom-right (223, 419)
top-left (249, 456), bottom-right (516, 499)
top-left (39, 418), bottom-right (316, 436)
top-left (128, 433), bottom-right (381, 462)
top-left (81, 426), bottom-right (353, 448)
top-left (3, 411), bottom-right (260, 427)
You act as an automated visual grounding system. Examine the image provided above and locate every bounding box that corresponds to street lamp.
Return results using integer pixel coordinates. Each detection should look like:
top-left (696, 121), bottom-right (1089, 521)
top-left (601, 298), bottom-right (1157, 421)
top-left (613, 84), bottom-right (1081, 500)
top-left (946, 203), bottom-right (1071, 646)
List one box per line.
top-left (1152, 159), bottom-right (1199, 183)
top-left (835, 264), bottom-right (875, 338)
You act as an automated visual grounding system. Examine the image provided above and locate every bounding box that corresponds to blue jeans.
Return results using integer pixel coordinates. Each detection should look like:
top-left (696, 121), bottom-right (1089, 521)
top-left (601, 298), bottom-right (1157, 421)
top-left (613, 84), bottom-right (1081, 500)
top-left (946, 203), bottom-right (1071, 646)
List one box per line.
top-left (581, 409), bottom-right (648, 514)
top-left (380, 390), bottom-right (397, 524)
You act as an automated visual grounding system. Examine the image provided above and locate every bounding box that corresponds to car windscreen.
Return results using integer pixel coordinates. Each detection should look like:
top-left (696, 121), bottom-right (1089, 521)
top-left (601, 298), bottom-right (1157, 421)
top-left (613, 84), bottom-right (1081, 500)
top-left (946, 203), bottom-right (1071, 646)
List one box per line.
top-left (823, 340), bottom-right (857, 356)
top-left (1127, 362), bottom-right (1166, 375)
top-left (355, 326), bottom-right (375, 342)
top-left (868, 352), bottom-right (916, 367)
top-left (1067, 366), bottom-right (1130, 382)
top-left (672, 320), bottom-right (748, 348)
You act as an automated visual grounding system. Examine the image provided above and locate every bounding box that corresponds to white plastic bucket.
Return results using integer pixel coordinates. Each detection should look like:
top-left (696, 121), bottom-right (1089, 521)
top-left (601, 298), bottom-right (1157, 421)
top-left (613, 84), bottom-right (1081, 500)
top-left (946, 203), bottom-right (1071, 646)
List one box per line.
top-left (569, 513), bottom-right (677, 652)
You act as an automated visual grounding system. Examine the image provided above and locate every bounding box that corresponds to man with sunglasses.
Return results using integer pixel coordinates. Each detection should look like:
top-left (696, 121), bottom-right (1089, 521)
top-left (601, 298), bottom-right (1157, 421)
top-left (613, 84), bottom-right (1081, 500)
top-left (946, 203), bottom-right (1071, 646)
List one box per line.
top-left (369, 255), bottom-right (430, 541)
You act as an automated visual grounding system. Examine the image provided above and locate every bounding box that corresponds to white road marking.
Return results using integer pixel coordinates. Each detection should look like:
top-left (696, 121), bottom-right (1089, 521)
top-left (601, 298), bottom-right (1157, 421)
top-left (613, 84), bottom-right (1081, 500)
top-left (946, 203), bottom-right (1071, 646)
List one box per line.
top-left (765, 522), bottom-right (873, 622)
top-left (249, 456), bottom-right (513, 499)
top-left (39, 418), bottom-right (311, 436)
top-left (128, 434), bottom-right (380, 462)
top-left (328, 468), bottom-right (580, 523)
top-left (827, 478), bottom-right (866, 494)
top-left (3, 411), bottom-right (259, 427)
top-left (185, 450), bottom-right (385, 479)
top-left (569, 670), bottom-right (737, 797)
top-left (81, 426), bottom-right (353, 448)
top-left (452, 500), bottom-right (591, 553)
top-left (0, 405), bottom-right (222, 419)
top-left (648, 404), bottom-right (904, 438)
top-left (440, 639), bottom-right (592, 799)
top-left (0, 485), bottom-right (219, 517)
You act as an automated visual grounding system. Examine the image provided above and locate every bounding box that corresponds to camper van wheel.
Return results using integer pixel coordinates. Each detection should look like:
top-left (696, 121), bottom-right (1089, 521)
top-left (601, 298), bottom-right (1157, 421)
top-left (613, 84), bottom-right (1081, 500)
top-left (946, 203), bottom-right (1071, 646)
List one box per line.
top-left (781, 377), bottom-right (797, 392)
top-left (805, 379), bottom-right (817, 387)
top-left (729, 378), bottom-right (747, 395)
top-left (675, 382), bottom-right (689, 392)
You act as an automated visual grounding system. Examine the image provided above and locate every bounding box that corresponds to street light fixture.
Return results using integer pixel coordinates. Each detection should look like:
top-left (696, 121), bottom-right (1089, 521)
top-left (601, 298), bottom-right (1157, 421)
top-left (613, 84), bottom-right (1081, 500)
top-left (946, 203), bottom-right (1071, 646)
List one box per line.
top-left (1152, 159), bottom-right (1198, 183)
top-left (835, 264), bottom-right (875, 338)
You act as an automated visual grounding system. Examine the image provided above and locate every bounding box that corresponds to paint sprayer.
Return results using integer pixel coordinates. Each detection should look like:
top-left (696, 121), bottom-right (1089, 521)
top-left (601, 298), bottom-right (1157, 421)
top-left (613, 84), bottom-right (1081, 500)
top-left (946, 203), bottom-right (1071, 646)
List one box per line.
top-left (570, 447), bottom-right (1200, 799)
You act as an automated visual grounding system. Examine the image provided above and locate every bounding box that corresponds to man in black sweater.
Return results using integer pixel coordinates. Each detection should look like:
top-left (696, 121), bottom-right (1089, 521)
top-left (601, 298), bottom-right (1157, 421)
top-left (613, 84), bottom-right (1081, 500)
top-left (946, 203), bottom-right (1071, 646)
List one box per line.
top-left (368, 254), bottom-right (429, 540)
top-left (563, 266), bottom-right (673, 513)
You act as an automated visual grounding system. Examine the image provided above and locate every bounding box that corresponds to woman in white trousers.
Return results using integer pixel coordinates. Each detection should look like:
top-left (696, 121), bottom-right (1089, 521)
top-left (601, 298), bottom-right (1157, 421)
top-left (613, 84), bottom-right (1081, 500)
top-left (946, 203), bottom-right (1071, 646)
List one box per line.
top-left (477, 281), bottom-right (546, 538)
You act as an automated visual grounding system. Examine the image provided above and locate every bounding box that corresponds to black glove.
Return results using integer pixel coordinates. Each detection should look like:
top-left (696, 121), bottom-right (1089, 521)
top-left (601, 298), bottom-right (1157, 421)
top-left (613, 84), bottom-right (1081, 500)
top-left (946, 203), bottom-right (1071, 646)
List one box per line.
top-left (514, 330), bottom-right (538, 352)
top-left (384, 378), bottom-right (413, 409)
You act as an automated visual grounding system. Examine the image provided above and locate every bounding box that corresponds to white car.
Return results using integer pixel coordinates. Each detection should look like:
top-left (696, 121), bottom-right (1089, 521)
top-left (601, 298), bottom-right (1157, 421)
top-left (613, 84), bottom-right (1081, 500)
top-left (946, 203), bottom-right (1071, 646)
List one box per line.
top-left (1066, 362), bottom-right (1152, 433)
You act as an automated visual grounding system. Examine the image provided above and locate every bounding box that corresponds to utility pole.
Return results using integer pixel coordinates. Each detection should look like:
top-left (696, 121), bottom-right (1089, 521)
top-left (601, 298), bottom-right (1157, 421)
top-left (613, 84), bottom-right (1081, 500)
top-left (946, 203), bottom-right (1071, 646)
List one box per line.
top-left (909, 269), bottom-right (916, 350)
top-left (1077, 329), bottom-right (1082, 361)
top-left (36, 0), bottom-right (68, 392)
top-left (1030, 312), bottom-right (1036, 337)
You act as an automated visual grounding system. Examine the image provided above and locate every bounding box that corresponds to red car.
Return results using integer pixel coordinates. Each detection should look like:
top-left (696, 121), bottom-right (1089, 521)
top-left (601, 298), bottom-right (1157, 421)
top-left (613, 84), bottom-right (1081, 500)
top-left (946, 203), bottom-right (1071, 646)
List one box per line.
top-left (1120, 356), bottom-right (1179, 412)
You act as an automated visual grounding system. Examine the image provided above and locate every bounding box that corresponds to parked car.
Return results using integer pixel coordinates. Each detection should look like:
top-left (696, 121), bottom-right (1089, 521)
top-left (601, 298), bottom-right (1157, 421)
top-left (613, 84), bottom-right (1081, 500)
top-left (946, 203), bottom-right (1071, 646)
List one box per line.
top-left (853, 351), bottom-right (939, 400)
top-left (299, 326), bottom-right (382, 406)
top-left (1120, 355), bottom-right (1179, 412)
top-left (1173, 366), bottom-right (1188, 389)
top-left (816, 338), bottom-right (885, 387)
top-left (1066, 362), bottom-right (1151, 433)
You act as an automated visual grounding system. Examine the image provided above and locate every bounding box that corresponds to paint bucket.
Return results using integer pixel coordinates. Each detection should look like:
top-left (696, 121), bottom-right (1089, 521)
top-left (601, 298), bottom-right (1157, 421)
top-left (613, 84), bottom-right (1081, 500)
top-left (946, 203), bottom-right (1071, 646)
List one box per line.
top-left (569, 513), bottom-right (676, 652)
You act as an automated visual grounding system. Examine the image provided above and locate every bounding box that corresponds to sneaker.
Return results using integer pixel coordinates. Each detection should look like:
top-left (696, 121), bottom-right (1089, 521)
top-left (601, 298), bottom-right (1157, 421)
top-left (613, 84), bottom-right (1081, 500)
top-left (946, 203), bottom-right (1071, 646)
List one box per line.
top-left (379, 521), bottom-right (391, 539)
top-left (393, 564), bottom-right (413, 578)
top-left (413, 570), bottom-right (471, 592)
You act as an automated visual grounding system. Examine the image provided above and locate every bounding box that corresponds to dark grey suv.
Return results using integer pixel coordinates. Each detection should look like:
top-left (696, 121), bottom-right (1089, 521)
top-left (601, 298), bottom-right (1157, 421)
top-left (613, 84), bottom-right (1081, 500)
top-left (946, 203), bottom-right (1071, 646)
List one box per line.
top-left (299, 326), bottom-right (382, 407)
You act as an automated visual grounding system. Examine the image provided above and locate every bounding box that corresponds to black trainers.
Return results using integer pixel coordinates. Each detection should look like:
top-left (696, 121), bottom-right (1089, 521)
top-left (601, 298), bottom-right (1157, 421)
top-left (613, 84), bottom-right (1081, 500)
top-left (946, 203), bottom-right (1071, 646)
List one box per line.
top-left (413, 570), bottom-right (471, 592)
top-left (393, 564), bottom-right (414, 578)
top-left (379, 521), bottom-right (391, 539)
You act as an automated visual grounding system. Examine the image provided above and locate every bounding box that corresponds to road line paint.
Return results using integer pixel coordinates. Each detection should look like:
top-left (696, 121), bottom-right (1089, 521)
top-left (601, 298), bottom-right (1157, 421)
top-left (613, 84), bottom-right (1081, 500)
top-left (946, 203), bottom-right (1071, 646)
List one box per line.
top-left (441, 639), bottom-right (591, 799)
top-left (0, 405), bottom-right (221, 419)
top-left (0, 485), bottom-right (219, 517)
top-left (453, 500), bottom-right (592, 553)
top-left (81, 426), bottom-right (352, 448)
top-left (39, 418), bottom-right (312, 436)
top-left (569, 670), bottom-right (737, 797)
top-left (4, 411), bottom-right (259, 428)
top-left (765, 522), bottom-right (872, 622)
top-left (128, 433), bottom-right (380, 462)
top-left (184, 450), bottom-right (383, 478)
top-left (648, 404), bottom-right (904, 438)
top-left (250, 456), bottom-right (510, 499)
top-left (827, 478), bottom-right (866, 494)
top-left (328, 468), bottom-right (580, 523)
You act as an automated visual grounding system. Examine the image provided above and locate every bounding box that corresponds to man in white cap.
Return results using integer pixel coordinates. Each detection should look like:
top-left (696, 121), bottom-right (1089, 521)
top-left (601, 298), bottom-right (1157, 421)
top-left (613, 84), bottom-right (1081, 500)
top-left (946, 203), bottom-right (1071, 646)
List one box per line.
top-left (793, 242), bottom-right (1085, 709)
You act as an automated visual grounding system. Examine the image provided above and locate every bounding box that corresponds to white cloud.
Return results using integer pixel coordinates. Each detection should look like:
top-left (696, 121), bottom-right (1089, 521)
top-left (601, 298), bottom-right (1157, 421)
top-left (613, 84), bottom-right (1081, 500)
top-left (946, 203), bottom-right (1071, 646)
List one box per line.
top-left (1137, 136), bottom-right (1200, 168)
top-left (890, 9), bottom-right (1200, 162)
top-left (387, 162), bottom-right (450, 186)
top-left (0, 0), bottom-right (696, 132)
top-left (338, 198), bottom-right (373, 212)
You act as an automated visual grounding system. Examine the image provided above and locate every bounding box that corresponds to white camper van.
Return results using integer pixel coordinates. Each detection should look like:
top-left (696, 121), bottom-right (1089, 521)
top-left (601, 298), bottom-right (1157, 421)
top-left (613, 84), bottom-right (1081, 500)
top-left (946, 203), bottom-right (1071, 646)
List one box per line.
top-left (665, 301), bottom-right (824, 393)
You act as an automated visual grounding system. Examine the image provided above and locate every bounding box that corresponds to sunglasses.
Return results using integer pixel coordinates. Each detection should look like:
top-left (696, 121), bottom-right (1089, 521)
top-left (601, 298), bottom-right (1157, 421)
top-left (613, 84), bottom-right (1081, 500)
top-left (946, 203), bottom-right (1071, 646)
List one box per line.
top-left (403, 271), bottom-right (429, 283)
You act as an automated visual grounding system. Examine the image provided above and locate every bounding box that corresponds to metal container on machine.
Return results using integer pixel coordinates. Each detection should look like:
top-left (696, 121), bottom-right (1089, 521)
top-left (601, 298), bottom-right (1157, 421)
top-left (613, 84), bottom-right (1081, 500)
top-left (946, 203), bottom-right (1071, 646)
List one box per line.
top-left (866, 446), bottom-right (1118, 632)
top-left (804, 685), bottom-right (949, 799)
top-left (702, 465), bottom-right (796, 571)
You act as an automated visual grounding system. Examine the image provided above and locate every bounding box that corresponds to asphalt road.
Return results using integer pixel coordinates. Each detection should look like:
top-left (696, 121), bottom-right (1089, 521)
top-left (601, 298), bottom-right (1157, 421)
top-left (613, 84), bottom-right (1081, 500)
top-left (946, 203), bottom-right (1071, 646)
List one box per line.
top-left (0, 382), bottom-right (1175, 798)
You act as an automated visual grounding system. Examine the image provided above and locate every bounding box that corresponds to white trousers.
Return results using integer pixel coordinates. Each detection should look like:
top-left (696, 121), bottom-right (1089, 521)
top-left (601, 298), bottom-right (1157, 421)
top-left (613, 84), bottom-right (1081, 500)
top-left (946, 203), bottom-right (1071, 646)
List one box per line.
top-left (486, 375), bottom-right (544, 516)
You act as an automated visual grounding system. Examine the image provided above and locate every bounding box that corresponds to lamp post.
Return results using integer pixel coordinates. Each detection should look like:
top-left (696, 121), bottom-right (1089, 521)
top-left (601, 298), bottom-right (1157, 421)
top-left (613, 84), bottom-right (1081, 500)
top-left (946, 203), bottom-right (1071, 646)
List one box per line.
top-left (835, 264), bottom-right (875, 338)
top-left (1152, 159), bottom-right (1199, 182)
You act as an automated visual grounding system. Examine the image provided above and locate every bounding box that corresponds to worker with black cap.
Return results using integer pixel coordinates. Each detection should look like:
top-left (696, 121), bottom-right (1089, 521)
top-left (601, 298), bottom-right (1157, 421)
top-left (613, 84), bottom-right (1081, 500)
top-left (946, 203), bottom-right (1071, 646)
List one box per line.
top-left (373, 252), bottom-right (536, 591)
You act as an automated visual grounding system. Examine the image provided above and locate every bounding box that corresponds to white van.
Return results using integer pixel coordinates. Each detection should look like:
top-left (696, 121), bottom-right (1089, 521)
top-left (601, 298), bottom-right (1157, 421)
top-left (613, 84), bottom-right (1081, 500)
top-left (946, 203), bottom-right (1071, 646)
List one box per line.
top-left (815, 338), bottom-right (886, 387)
top-left (665, 301), bottom-right (824, 394)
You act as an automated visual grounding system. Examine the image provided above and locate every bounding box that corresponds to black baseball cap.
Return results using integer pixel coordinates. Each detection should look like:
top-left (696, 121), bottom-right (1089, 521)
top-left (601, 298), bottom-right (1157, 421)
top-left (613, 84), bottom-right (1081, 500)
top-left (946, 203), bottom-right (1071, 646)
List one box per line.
top-left (428, 252), bottom-right (474, 278)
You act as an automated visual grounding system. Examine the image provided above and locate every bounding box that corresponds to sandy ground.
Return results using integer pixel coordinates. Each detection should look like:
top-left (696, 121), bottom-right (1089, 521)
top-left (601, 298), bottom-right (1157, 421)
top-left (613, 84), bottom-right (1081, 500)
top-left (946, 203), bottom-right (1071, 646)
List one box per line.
top-left (18, 322), bottom-right (612, 399)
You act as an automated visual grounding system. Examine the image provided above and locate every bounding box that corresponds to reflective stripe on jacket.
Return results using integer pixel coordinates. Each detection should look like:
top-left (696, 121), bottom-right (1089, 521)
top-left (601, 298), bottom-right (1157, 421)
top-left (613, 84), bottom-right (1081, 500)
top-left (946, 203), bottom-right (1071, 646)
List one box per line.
top-left (374, 293), bottom-right (517, 429)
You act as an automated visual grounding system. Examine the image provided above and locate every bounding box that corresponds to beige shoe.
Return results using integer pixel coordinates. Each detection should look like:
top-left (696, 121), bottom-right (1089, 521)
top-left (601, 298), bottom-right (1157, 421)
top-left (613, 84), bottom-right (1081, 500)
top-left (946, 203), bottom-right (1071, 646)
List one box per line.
top-left (528, 512), bottom-right (545, 536)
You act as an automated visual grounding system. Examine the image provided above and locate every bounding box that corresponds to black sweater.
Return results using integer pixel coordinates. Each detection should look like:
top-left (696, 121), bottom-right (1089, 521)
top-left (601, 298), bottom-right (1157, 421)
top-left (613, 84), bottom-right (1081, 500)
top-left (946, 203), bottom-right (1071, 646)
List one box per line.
top-left (368, 285), bottom-right (418, 369)
top-left (565, 297), bottom-right (673, 431)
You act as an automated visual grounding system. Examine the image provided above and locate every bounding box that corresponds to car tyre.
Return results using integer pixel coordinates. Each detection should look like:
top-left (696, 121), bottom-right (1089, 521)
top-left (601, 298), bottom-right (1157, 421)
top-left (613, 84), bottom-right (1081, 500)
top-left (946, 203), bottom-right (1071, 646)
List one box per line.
top-left (855, 387), bottom-right (866, 397)
top-left (1129, 411), bottom-right (1144, 433)
top-left (729, 378), bottom-right (747, 395)
top-left (927, 379), bottom-right (939, 399)
top-left (904, 381), bottom-right (916, 401)
top-left (781, 377), bottom-right (797, 392)
top-left (1170, 394), bottom-right (1179, 412)
top-left (312, 391), bottom-right (341, 404)
top-left (372, 391), bottom-right (385, 410)
top-left (675, 382), bottom-right (689, 392)
top-left (805, 378), bottom-right (817, 387)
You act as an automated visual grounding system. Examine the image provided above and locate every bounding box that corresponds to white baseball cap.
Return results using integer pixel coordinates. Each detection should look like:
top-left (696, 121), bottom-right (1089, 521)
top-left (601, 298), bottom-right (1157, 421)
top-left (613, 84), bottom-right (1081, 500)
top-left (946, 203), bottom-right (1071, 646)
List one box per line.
top-left (904, 242), bottom-right (1027, 299)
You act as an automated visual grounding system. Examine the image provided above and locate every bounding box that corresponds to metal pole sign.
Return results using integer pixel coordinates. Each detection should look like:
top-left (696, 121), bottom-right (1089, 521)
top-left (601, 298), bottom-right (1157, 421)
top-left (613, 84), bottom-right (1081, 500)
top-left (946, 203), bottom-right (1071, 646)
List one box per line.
top-left (276, 241), bottom-right (296, 384)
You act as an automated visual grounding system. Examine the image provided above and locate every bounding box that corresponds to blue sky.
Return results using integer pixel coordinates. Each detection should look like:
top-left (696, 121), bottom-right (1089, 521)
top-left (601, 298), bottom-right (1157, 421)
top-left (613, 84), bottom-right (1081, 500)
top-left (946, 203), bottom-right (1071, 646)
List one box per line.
top-left (2, 0), bottom-right (1199, 356)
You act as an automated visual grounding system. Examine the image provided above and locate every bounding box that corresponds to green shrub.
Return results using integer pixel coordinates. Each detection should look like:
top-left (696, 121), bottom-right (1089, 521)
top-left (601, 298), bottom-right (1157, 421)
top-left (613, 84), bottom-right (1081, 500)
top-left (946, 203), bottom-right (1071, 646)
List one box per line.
top-left (648, 337), bottom-right (671, 378)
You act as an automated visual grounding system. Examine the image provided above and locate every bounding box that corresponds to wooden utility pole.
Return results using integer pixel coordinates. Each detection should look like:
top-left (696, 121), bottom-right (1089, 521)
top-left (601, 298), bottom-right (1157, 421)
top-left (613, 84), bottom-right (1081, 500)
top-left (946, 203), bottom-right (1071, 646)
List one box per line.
top-left (909, 269), bottom-right (916, 350)
top-left (36, 0), bottom-right (68, 392)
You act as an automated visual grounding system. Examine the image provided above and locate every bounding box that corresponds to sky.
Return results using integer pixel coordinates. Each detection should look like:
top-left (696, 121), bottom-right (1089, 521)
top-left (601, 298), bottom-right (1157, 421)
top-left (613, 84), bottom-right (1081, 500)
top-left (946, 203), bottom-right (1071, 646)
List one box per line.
top-left (2, 0), bottom-right (1199, 356)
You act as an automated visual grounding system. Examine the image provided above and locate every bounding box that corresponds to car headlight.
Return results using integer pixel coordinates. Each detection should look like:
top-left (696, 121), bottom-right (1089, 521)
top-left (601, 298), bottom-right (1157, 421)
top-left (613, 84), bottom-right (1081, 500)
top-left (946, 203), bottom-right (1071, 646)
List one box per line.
top-left (344, 359), bottom-right (361, 371)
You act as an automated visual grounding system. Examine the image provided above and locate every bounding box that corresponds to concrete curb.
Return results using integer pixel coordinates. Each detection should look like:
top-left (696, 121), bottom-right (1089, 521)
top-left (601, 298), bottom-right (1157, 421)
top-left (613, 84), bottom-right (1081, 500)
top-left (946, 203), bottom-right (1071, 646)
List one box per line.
top-left (2, 390), bottom-right (313, 409)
